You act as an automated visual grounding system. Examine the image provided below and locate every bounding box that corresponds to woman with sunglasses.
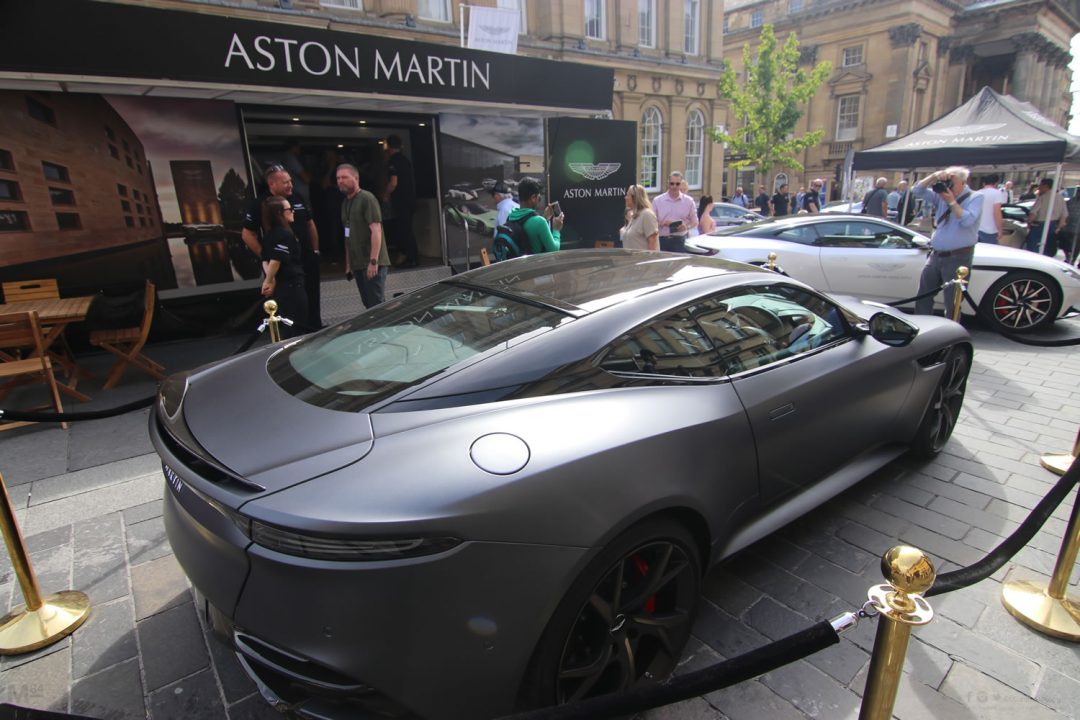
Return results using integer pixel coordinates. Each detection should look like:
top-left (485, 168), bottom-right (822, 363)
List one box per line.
top-left (260, 195), bottom-right (308, 338)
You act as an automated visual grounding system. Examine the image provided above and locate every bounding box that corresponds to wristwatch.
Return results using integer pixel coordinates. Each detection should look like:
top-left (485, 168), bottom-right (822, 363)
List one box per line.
top-left (369, 258), bottom-right (378, 266)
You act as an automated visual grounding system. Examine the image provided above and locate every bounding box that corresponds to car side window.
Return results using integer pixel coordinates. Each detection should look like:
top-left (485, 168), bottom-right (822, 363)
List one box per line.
top-left (599, 309), bottom-right (723, 378)
top-left (690, 284), bottom-right (848, 375)
top-left (773, 225), bottom-right (818, 244)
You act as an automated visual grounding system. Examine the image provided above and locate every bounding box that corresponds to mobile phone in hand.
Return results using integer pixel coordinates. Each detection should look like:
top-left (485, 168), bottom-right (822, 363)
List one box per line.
top-left (550, 201), bottom-right (562, 217)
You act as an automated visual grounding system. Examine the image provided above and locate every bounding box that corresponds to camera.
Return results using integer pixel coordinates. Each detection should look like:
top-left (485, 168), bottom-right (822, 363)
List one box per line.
top-left (931, 181), bottom-right (949, 194)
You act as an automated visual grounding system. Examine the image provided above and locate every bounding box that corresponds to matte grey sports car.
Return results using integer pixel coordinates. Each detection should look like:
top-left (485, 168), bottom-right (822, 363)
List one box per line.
top-left (151, 251), bottom-right (971, 720)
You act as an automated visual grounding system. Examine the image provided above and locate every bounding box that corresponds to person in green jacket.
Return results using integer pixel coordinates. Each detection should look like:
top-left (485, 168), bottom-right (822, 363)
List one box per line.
top-left (507, 177), bottom-right (563, 253)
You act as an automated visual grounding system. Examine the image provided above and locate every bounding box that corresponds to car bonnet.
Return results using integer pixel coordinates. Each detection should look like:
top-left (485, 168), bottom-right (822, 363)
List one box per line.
top-left (173, 348), bottom-right (374, 491)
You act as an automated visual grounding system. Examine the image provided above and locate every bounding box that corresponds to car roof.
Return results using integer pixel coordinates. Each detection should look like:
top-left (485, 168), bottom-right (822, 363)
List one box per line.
top-left (444, 250), bottom-right (769, 316)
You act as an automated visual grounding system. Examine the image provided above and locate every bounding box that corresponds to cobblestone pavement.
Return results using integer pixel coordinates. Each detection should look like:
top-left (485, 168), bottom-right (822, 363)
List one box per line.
top-left (1, 299), bottom-right (1078, 719)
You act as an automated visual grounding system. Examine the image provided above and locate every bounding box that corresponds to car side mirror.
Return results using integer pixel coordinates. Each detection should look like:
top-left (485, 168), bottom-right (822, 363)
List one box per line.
top-left (868, 312), bottom-right (919, 347)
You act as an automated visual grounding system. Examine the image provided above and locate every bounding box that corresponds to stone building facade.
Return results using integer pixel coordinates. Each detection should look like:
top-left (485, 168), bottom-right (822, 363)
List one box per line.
top-left (722, 0), bottom-right (1079, 197)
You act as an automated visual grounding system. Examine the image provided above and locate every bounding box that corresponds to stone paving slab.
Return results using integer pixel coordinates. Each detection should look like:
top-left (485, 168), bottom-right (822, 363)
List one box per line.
top-left (1, 316), bottom-right (1079, 719)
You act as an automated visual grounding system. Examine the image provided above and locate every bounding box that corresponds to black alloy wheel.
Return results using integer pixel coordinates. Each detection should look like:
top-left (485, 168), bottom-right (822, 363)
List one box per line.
top-left (911, 346), bottom-right (970, 458)
top-left (520, 518), bottom-right (701, 709)
top-left (980, 271), bottom-right (1061, 334)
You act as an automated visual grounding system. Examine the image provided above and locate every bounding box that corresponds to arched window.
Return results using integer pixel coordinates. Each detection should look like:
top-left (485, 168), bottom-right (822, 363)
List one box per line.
top-left (684, 110), bottom-right (705, 190)
top-left (641, 107), bottom-right (662, 192)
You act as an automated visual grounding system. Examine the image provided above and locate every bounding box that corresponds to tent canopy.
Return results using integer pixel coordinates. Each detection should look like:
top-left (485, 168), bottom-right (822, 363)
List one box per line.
top-left (852, 87), bottom-right (1080, 171)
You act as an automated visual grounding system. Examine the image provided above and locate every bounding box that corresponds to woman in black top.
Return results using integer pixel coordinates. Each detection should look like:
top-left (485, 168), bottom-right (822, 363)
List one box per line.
top-left (261, 195), bottom-right (308, 338)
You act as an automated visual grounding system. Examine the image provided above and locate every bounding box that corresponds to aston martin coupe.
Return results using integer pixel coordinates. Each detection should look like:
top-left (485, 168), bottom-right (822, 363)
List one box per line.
top-left (152, 251), bottom-right (971, 720)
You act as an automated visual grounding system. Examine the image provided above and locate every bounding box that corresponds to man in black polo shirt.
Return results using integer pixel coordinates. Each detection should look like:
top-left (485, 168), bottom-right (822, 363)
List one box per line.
top-left (384, 134), bottom-right (418, 267)
top-left (242, 164), bottom-right (322, 331)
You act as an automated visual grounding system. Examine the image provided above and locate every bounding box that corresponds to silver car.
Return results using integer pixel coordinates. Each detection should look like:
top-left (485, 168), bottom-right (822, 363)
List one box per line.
top-left (152, 251), bottom-right (971, 720)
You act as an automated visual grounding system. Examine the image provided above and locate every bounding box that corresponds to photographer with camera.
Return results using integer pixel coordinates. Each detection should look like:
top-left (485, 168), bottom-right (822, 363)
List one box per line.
top-left (912, 166), bottom-right (984, 320)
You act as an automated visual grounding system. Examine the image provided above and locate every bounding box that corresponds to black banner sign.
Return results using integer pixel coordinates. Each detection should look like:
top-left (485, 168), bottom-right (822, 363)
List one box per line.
top-left (546, 117), bottom-right (638, 248)
top-left (0, 0), bottom-right (612, 111)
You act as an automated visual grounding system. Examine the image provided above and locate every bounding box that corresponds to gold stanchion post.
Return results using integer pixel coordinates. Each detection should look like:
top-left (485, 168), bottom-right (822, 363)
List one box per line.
top-left (1040, 427), bottom-right (1080, 476)
top-left (1001, 461), bottom-right (1080, 642)
top-left (264, 299), bottom-right (282, 344)
top-left (766, 252), bottom-right (778, 271)
top-left (858, 546), bottom-right (936, 720)
top-left (949, 266), bottom-right (969, 322)
top-left (0, 472), bottom-right (90, 654)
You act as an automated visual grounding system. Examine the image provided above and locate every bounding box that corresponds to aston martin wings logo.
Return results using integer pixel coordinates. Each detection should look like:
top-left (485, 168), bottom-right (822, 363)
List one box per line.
top-left (924, 123), bottom-right (1006, 137)
top-left (479, 24), bottom-right (512, 35)
top-left (568, 162), bottom-right (622, 181)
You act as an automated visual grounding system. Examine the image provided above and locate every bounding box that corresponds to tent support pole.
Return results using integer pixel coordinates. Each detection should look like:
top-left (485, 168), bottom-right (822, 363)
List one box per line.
top-left (899, 170), bottom-right (914, 226)
top-left (1038, 163), bottom-right (1063, 255)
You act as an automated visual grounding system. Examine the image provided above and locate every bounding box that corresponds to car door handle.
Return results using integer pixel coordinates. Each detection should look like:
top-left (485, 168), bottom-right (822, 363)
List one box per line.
top-left (769, 403), bottom-right (795, 420)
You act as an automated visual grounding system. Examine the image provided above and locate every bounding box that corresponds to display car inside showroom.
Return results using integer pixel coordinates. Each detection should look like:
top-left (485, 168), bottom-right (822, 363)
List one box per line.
top-left (152, 251), bottom-right (972, 719)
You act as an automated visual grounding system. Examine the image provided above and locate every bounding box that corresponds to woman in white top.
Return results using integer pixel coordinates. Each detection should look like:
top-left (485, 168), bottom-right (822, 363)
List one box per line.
top-left (622, 184), bottom-right (659, 250)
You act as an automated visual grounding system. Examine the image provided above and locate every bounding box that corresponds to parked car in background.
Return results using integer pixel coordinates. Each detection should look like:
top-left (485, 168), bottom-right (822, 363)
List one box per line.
top-left (710, 202), bottom-right (765, 227)
top-left (688, 214), bottom-right (1080, 333)
top-left (154, 251), bottom-right (971, 720)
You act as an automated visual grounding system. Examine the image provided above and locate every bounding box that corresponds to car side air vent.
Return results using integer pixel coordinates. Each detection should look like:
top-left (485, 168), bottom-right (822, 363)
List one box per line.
top-left (155, 416), bottom-right (263, 493)
top-left (916, 349), bottom-right (949, 368)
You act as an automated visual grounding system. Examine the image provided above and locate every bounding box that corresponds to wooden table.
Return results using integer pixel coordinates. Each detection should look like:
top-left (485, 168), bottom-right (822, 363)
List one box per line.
top-left (0, 296), bottom-right (95, 401)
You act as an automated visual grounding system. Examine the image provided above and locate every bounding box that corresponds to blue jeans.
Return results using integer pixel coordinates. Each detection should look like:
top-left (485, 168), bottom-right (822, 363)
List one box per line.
top-left (1026, 221), bottom-right (1056, 253)
top-left (977, 230), bottom-right (998, 244)
top-left (354, 265), bottom-right (388, 308)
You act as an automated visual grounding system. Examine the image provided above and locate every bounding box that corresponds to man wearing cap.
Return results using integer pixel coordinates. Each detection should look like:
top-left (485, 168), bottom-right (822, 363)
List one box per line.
top-left (242, 163), bottom-right (322, 331)
top-left (493, 181), bottom-right (518, 234)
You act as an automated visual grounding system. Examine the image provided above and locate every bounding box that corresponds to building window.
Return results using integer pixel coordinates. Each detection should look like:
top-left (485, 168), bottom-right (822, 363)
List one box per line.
top-left (108, 144), bottom-right (119, 159)
top-left (126, 156), bottom-right (133, 168)
top-left (42, 161), bottom-right (70, 183)
top-left (417, 0), bottom-right (450, 21)
top-left (638, 0), bottom-right (655, 47)
top-left (0, 211), bottom-right (30, 232)
top-left (640, 107), bottom-right (662, 192)
top-left (788, 0), bottom-right (803, 12)
top-left (0, 149), bottom-right (12, 171)
top-left (49, 187), bottom-right (76, 205)
top-left (117, 183), bottom-right (128, 196)
top-left (26, 96), bottom-right (56, 125)
top-left (842, 45), bottom-right (863, 67)
top-left (125, 216), bottom-right (134, 228)
top-left (136, 203), bottom-right (144, 215)
top-left (320, 0), bottom-right (362, 8)
top-left (139, 217), bottom-right (146, 227)
top-left (121, 200), bottom-right (131, 212)
top-left (684, 110), bottom-right (705, 189)
top-left (723, 16), bottom-right (729, 33)
top-left (132, 188), bottom-right (141, 201)
top-left (56, 212), bottom-right (81, 230)
top-left (137, 163), bottom-right (144, 175)
top-left (497, 0), bottom-right (527, 34)
top-left (836, 95), bottom-right (860, 142)
top-left (585, 0), bottom-right (605, 40)
top-left (684, 0), bottom-right (700, 55)
top-left (105, 125), bottom-right (116, 141)
top-left (0, 180), bottom-right (21, 201)
top-left (750, 10), bottom-right (764, 28)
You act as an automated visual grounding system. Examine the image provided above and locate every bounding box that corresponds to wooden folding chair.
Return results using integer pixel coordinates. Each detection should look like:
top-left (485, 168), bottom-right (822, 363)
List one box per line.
top-left (0, 278), bottom-right (81, 384)
top-left (89, 281), bottom-right (166, 389)
top-left (0, 311), bottom-right (67, 431)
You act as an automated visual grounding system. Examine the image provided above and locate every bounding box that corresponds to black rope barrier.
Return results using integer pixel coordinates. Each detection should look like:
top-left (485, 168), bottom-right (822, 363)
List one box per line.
top-left (499, 620), bottom-right (840, 720)
top-left (927, 454), bottom-right (1078, 597)
top-left (885, 281), bottom-right (955, 307)
top-left (0, 396), bottom-right (154, 423)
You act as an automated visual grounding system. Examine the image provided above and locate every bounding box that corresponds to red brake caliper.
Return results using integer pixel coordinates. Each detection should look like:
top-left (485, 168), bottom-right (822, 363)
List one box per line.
top-left (632, 556), bottom-right (656, 613)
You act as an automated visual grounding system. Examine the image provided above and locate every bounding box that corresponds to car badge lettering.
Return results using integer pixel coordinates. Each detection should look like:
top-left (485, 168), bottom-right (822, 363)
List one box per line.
top-left (568, 162), bottom-right (622, 181)
top-left (164, 464), bottom-right (184, 495)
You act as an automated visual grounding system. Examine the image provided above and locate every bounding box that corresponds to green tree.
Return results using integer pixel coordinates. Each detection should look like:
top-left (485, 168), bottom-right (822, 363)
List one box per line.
top-left (710, 25), bottom-right (832, 174)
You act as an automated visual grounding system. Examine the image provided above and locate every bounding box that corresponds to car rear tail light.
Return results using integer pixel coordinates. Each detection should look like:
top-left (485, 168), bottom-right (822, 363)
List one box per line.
top-left (247, 520), bottom-right (461, 561)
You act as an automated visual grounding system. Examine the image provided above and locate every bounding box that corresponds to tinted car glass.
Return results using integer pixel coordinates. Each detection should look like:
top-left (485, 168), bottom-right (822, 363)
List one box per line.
top-left (600, 308), bottom-right (722, 378)
top-left (710, 217), bottom-right (786, 237)
top-left (268, 284), bottom-right (567, 412)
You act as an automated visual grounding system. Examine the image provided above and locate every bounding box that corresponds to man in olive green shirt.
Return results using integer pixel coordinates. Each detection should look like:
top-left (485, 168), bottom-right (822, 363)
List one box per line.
top-left (336, 163), bottom-right (389, 308)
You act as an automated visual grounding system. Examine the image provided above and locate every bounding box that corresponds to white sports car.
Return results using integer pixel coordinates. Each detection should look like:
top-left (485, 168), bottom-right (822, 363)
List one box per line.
top-left (688, 214), bottom-right (1080, 333)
